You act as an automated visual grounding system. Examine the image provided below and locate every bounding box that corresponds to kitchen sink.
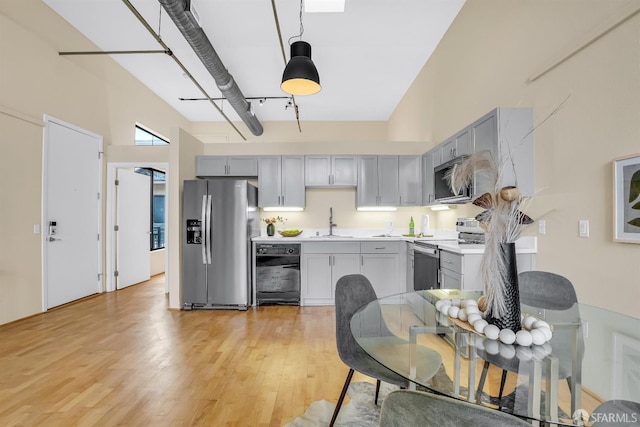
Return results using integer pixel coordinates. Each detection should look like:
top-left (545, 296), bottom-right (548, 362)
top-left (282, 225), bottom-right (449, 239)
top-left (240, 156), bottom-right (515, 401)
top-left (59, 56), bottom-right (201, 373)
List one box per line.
top-left (309, 234), bottom-right (354, 238)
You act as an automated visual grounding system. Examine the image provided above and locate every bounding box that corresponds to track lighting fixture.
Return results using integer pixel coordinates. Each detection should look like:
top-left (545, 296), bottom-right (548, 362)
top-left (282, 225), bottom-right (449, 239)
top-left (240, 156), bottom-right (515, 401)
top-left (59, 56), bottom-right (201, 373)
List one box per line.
top-left (281, 0), bottom-right (321, 95)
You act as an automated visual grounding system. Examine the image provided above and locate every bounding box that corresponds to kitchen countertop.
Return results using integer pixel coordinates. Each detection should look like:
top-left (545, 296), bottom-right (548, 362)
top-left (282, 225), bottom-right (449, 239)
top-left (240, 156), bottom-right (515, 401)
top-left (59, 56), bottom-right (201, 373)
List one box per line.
top-left (252, 230), bottom-right (537, 255)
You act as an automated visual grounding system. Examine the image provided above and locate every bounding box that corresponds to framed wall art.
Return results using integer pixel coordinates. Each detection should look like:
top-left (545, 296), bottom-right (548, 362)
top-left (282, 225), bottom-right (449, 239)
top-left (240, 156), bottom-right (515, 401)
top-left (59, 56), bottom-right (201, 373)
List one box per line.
top-left (613, 153), bottom-right (640, 243)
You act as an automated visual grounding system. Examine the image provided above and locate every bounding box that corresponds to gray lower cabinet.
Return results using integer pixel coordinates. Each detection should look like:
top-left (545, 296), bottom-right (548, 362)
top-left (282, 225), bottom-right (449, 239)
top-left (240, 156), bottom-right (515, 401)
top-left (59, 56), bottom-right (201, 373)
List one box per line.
top-left (471, 108), bottom-right (534, 198)
top-left (258, 155), bottom-right (305, 208)
top-left (360, 241), bottom-right (401, 298)
top-left (302, 242), bottom-right (361, 305)
top-left (439, 249), bottom-right (535, 291)
top-left (196, 155), bottom-right (258, 177)
top-left (305, 155), bottom-right (357, 187)
top-left (398, 155), bottom-right (422, 206)
top-left (357, 155), bottom-right (399, 207)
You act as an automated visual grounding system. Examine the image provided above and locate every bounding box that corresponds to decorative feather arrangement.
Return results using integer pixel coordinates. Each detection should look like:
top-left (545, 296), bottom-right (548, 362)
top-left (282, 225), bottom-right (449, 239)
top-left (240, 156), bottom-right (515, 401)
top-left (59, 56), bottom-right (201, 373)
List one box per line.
top-left (449, 151), bottom-right (534, 318)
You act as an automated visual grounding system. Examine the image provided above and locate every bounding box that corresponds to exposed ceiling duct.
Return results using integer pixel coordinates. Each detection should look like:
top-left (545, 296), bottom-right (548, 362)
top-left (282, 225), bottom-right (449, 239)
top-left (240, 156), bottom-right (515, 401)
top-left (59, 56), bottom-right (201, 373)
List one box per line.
top-left (159, 0), bottom-right (264, 136)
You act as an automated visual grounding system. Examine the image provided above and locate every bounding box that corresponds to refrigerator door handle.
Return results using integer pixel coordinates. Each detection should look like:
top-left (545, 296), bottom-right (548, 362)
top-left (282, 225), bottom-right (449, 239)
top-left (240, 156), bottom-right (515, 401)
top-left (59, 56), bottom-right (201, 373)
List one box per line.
top-left (206, 194), bottom-right (213, 264)
top-left (201, 195), bottom-right (207, 265)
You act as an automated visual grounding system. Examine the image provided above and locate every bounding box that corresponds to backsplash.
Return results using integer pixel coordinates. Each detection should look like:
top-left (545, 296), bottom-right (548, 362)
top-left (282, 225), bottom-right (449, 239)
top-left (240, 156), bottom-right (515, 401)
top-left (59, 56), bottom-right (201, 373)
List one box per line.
top-left (259, 188), bottom-right (484, 234)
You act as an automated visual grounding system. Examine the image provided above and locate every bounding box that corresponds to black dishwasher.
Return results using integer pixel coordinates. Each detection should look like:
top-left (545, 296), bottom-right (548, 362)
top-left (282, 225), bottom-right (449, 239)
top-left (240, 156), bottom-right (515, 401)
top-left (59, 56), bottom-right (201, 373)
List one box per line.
top-left (255, 243), bottom-right (301, 305)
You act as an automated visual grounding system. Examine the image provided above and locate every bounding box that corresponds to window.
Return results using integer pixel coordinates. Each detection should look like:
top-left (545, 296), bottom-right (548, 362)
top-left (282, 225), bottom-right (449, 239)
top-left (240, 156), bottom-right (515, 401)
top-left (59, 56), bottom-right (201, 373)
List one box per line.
top-left (135, 168), bottom-right (166, 250)
top-left (135, 125), bottom-right (169, 146)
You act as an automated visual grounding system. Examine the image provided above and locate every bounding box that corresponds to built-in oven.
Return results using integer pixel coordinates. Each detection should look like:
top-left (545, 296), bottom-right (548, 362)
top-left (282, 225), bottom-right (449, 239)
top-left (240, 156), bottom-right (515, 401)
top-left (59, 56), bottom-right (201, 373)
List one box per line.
top-left (255, 243), bottom-right (301, 305)
top-left (413, 241), bottom-right (440, 291)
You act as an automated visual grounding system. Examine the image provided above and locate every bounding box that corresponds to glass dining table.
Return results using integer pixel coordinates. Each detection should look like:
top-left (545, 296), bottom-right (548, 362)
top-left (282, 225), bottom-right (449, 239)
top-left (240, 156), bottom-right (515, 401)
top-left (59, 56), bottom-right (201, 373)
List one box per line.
top-left (350, 289), bottom-right (640, 426)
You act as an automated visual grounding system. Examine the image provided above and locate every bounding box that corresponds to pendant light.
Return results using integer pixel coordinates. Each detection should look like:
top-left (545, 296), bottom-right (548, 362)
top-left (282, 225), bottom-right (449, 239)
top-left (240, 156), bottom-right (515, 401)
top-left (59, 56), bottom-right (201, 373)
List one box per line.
top-left (281, 0), bottom-right (321, 95)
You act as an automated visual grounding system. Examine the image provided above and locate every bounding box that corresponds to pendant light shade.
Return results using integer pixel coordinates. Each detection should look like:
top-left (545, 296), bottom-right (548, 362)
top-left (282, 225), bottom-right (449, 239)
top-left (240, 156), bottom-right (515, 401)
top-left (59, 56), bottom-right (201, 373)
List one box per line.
top-left (281, 41), bottom-right (321, 95)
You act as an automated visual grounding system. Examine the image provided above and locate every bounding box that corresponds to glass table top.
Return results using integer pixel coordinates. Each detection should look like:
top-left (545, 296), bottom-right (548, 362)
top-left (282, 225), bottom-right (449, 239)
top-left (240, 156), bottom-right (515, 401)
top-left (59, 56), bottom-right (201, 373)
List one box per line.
top-left (350, 289), bottom-right (640, 426)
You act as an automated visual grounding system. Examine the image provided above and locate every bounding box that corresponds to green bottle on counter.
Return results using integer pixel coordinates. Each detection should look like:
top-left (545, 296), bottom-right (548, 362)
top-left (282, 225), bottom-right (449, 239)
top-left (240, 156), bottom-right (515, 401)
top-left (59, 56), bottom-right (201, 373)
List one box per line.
top-left (409, 216), bottom-right (415, 236)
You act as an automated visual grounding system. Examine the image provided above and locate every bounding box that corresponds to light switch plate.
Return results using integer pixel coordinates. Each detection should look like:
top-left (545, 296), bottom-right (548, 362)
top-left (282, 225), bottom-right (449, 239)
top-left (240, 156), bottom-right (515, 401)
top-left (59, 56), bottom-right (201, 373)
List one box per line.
top-left (579, 220), bottom-right (589, 237)
top-left (538, 220), bottom-right (546, 235)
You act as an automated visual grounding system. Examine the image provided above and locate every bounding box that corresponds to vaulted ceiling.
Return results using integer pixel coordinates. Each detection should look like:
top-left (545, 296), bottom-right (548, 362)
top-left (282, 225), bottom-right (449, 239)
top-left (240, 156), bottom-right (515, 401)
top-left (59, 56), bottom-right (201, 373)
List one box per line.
top-left (43, 0), bottom-right (465, 129)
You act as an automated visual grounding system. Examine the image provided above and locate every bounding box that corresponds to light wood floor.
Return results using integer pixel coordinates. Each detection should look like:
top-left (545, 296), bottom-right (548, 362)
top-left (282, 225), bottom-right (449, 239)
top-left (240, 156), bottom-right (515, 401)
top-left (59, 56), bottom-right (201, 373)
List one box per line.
top-left (0, 275), bottom-right (600, 426)
top-left (0, 275), bottom-right (356, 426)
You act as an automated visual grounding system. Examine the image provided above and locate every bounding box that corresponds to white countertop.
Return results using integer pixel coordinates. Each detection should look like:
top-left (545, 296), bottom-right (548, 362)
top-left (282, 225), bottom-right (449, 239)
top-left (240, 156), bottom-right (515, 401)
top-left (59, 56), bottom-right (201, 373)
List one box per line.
top-left (252, 230), bottom-right (537, 255)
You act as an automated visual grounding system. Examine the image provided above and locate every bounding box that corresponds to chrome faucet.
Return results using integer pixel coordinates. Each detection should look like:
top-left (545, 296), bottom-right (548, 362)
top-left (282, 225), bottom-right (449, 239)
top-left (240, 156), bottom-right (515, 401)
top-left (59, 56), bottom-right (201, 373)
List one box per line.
top-left (329, 207), bottom-right (337, 236)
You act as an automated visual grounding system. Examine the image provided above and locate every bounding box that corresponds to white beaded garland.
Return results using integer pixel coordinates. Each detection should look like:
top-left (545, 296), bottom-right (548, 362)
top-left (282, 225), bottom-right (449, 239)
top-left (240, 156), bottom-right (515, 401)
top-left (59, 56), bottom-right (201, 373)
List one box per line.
top-left (448, 306), bottom-right (460, 319)
top-left (473, 319), bottom-right (488, 334)
top-left (467, 313), bottom-right (482, 325)
top-left (530, 329), bottom-right (546, 346)
top-left (484, 324), bottom-right (500, 340)
top-left (434, 298), bottom-right (553, 346)
top-left (499, 329), bottom-right (516, 345)
top-left (515, 330), bottom-right (533, 346)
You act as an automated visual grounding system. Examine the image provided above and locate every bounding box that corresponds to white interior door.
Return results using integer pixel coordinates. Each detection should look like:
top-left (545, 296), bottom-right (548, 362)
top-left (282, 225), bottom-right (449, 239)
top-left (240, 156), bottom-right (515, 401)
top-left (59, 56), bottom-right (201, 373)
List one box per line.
top-left (116, 169), bottom-right (151, 289)
top-left (43, 117), bottom-right (102, 309)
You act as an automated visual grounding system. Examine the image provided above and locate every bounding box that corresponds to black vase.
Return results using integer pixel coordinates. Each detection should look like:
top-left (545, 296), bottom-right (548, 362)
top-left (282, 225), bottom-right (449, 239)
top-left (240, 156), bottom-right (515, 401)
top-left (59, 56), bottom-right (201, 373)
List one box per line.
top-left (486, 242), bottom-right (521, 333)
top-left (267, 223), bottom-right (275, 236)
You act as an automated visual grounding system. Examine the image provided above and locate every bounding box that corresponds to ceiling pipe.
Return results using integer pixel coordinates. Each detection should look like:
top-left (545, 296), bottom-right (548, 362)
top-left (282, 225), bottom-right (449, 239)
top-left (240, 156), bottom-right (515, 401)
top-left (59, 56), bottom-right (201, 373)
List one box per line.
top-left (159, 0), bottom-right (263, 136)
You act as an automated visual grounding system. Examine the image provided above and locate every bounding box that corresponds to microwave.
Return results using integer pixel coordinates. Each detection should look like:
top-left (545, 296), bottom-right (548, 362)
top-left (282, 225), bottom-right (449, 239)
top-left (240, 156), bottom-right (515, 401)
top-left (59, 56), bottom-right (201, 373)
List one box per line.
top-left (433, 155), bottom-right (471, 203)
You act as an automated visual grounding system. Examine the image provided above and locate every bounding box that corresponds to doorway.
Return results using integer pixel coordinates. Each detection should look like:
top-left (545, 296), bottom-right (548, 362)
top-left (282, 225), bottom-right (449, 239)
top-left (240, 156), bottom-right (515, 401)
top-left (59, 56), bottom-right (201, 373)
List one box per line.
top-left (106, 162), bottom-right (170, 293)
top-left (42, 116), bottom-right (102, 309)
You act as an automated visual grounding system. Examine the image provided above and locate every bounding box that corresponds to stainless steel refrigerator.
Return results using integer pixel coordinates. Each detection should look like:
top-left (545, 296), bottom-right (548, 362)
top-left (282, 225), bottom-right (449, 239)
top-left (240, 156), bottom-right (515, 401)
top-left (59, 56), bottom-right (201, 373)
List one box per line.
top-left (182, 179), bottom-right (259, 310)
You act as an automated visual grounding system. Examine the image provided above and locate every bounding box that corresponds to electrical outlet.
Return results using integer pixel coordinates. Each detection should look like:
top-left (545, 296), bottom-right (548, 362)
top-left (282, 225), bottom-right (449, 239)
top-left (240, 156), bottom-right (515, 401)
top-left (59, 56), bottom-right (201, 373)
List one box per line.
top-left (386, 220), bottom-right (393, 228)
top-left (538, 220), bottom-right (546, 235)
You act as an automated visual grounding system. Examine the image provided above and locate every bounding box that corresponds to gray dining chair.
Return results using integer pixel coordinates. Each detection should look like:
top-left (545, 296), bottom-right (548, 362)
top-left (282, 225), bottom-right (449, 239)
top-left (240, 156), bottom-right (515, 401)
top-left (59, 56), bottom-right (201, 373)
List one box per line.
top-left (590, 400), bottom-right (640, 427)
top-left (329, 274), bottom-right (442, 427)
top-left (379, 389), bottom-right (532, 426)
top-left (477, 270), bottom-right (581, 404)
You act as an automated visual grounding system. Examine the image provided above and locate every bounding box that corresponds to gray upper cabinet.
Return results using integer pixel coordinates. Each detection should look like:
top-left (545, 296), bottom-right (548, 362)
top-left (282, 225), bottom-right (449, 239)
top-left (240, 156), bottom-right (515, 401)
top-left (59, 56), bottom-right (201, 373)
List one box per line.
top-left (422, 150), bottom-right (435, 205)
top-left (470, 107), bottom-right (534, 198)
top-left (436, 127), bottom-right (473, 166)
top-left (258, 155), bottom-right (305, 208)
top-left (398, 155), bottom-right (422, 206)
top-left (357, 155), bottom-right (399, 207)
top-left (196, 155), bottom-right (258, 177)
top-left (305, 155), bottom-right (357, 187)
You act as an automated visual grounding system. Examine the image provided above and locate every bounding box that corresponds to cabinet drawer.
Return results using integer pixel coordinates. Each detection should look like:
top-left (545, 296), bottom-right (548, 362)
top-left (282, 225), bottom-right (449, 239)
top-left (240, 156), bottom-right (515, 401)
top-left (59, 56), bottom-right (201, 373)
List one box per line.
top-left (439, 250), bottom-right (462, 273)
top-left (360, 241), bottom-right (400, 254)
top-left (304, 242), bottom-right (360, 254)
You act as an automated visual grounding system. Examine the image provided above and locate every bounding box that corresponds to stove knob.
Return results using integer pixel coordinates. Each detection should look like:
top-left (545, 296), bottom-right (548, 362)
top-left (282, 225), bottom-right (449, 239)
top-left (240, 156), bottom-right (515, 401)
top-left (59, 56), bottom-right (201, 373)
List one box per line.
top-left (286, 248), bottom-right (294, 254)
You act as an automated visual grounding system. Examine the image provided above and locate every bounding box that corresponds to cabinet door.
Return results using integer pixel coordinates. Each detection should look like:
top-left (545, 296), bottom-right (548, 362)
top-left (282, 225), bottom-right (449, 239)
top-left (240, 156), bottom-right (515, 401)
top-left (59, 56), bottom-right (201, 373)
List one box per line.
top-left (331, 253), bottom-right (361, 297)
top-left (440, 139), bottom-right (456, 164)
top-left (281, 155), bottom-right (305, 207)
top-left (471, 111), bottom-right (497, 198)
top-left (257, 156), bottom-right (281, 207)
top-left (196, 156), bottom-right (228, 176)
top-left (361, 253), bottom-right (400, 298)
top-left (332, 155), bottom-right (357, 186)
top-left (378, 155), bottom-right (399, 206)
top-left (357, 155), bottom-right (379, 206)
top-left (303, 254), bottom-right (332, 300)
top-left (227, 156), bottom-right (258, 176)
top-left (440, 268), bottom-right (462, 290)
top-left (455, 127), bottom-right (473, 157)
top-left (398, 155), bottom-right (422, 206)
top-left (305, 155), bottom-right (331, 187)
top-left (422, 151), bottom-right (434, 205)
